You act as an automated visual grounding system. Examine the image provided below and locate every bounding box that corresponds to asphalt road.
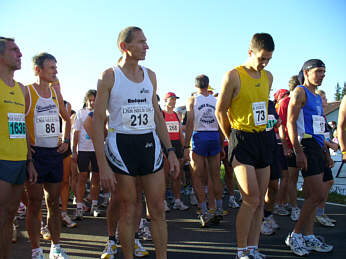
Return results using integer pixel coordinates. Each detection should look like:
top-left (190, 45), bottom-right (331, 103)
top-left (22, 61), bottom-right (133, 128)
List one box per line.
top-left (11, 196), bottom-right (346, 259)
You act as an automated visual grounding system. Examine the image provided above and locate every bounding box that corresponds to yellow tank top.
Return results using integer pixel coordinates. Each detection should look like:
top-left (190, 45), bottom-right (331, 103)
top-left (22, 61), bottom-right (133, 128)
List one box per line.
top-left (0, 78), bottom-right (27, 161)
top-left (228, 66), bottom-right (269, 132)
top-left (26, 84), bottom-right (59, 147)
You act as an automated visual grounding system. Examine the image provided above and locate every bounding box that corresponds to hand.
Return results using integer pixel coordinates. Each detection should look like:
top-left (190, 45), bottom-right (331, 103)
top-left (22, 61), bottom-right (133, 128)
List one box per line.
top-left (296, 151), bottom-right (307, 171)
top-left (27, 162), bottom-right (38, 184)
top-left (72, 151), bottom-right (78, 163)
top-left (329, 142), bottom-right (339, 152)
top-left (50, 79), bottom-right (61, 92)
top-left (168, 151), bottom-right (180, 180)
top-left (99, 164), bottom-right (117, 192)
top-left (57, 142), bottom-right (68, 153)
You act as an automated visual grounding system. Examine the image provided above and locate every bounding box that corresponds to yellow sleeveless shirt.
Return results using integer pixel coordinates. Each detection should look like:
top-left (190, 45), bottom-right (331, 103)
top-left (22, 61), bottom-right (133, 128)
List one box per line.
top-left (0, 78), bottom-right (27, 161)
top-left (228, 66), bottom-right (269, 133)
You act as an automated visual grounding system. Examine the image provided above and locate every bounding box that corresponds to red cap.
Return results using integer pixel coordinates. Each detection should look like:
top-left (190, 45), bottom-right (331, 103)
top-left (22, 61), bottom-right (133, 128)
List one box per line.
top-left (274, 89), bottom-right (289, 101)
top-left (164, 92), bottom-right (180, 101)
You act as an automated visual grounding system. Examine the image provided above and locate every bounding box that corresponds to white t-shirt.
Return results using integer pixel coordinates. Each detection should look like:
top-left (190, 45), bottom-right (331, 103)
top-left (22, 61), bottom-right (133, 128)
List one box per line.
top-left (73, 108), bottom-right (94, 151)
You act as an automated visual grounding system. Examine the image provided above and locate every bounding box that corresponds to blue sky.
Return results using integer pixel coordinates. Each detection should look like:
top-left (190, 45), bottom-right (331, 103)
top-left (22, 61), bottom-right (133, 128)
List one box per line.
top-left (2, 0), bottom-right (345, 110)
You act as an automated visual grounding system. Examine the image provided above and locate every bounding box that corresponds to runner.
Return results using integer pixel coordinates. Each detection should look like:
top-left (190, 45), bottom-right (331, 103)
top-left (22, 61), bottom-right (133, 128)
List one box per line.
top-left (285, 59), bottom-right (333, 256)
top-left (216, 33), bottom-right (275, 259)
top-left (25, 52), bottom-right (71, 259)
top-left (338, 95), bottom-right (346, 163)
top-left (0, 36), bottom-right (37, 259)
top-left (184, 74), bottom-right (224, 227)
top-left (163, 92), bottom-right (189, 211)
top-left (92, 26), bottom-right (179, 259)
top-left (72, 90), bottom-right (101, 220)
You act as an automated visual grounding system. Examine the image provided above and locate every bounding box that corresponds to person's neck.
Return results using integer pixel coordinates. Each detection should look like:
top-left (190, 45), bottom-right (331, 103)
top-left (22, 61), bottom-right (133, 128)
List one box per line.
top-left (303, 83), bottom-right (317, 94)
top-left (243, 61), bottom-right (261, 78)
top-left (118, 56), bottom-right (140, 75)
top-left (0, 66), bottom-right (15, 86)
top-left (166, 106), bottom-right (174, 113)
top-left (198, 88), bottom-right (209, 96)
top-left (34, 78), bottom-right (51, 93)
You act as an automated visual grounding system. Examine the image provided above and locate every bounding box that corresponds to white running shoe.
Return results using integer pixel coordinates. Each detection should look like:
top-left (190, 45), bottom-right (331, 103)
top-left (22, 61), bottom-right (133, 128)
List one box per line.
top-left (316, 215), bottom-right (335, 227)
top-left (101, 240), bottom-right (117, 259)
top-left (228, 197), bottom-right (240, 208)
top-left (261, 218), bottom-right (275, 236)
top-left (323, 214), bottom-right (336, 223)
top-left (164, 200), bottom-right (170, 212)
top-left (273, 204), bottom-right (289, 216)
top-left (304, 235), bottom-right (333, 252)
top-left (61, 213), bottom-right (77, 228)
top-left (40, 225), bottom-right (51, 240)
top-left (189, 193), bottom-right (198, 206)
top-left (49, 246), bottom-right (70, 259)
top-left (91, 205), bottom-right (102, 217)
top-left (267, 215), bottom-right (279, 229)
top-left (290, 207), bottom-right (300, 222)
top-left (285, 232), bottom-right (309, 256)
top-left (32, 248), bottom-right (46, 259)
top-left (173, 199), bottom-right (189, 211)
top-left (134, 239), bottom-right (149, 257)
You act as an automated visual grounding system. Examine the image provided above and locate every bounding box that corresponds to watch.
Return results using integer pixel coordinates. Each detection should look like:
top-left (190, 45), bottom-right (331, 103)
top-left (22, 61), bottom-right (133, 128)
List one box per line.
top-left (167, 147), bottom-right (176, 153)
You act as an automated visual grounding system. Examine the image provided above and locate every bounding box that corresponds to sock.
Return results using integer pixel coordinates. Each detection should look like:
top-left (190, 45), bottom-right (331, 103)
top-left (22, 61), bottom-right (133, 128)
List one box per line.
top-left (92, 200), bottom-right (98, 207)
top-left (40, 221), bottom-right (44, 228)
top-left (77, 202), bottom-right (83, 209)
top-left (175, 198), bottom-right (181, 204)
top-left (201, 201), bottom-right (208, 213)
top-left (248, 245), bottom-right (257, 254)
top-left (229, 195), bottom-right (235, 201)
top-left (204, 186), bottom-right (208, 194)
top-left (216, 199), bottom-right (223, 210)
top-left (109, 235), bottom-right (116, 242)
top-left (32, 248), bottom-right (41, 253)
top-left (264, 209), bottom-right (272, 218)
top-left (237, 247), bottom-right (247, 257)
top-left (316, 207), bottom-right (324, 216)
top-left (51, 243), bottom-right (61, 249)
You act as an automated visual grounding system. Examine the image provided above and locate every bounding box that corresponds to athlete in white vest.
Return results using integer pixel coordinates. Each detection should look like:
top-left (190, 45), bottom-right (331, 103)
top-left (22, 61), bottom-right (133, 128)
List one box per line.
top-left (92, 26), bottom-right (179, 259)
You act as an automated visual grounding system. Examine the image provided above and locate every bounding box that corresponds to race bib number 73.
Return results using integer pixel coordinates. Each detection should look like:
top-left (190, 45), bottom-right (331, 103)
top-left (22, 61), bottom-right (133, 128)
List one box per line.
top-left (252, 101), bottom-right (267, 126)
top-left (8, 113), bottom-right (26, 139)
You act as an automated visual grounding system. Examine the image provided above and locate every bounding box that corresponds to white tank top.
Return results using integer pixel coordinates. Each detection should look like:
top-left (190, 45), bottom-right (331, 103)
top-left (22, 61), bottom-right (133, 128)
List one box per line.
top-left (193, 94), bottom-right (218, 131)
top-left (107, 65), bottom-right (156, 134)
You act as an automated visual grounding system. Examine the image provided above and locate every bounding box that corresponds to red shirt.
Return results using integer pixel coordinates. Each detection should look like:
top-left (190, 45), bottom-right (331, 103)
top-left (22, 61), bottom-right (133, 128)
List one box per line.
top-left (276, 96), bottom-right (293, 149)
top-left (163, 111), bottom-right (180, 141)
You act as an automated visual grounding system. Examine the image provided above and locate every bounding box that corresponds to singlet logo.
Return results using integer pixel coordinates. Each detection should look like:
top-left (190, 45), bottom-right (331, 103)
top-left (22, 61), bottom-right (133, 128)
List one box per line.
top-left (36, 104), bottom-right (57, 113)
top-left (255, 83), bottom-right (261, 87)
top-left (9, 91), bottom-right (14, 95)
top-left (128, 98), bottom-right (147, 104)
top-left (140, 88), bottom-right (149, 94)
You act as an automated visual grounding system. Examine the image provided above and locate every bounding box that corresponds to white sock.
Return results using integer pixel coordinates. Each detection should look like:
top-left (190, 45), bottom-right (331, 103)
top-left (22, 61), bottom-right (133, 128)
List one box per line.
top-left (32, 247), bottom-right (41, 253)
top-left (92, 200), bottom-right (98, 207)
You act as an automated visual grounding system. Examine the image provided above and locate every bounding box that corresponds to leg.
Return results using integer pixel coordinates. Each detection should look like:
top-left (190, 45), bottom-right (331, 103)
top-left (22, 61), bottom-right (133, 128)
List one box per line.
top-left (70, 159), bottom-right (78, 196)
top-left (141, 170), bottom-right (167, 259)
top-left (190, 152), bottom-right (207, 208)
top-left (207, 154), bottom-right (223, 202)
top-left (76, 172), bottom-right (89, 204)
top-left (265, 179), bottom-right (279, 213)
top-left (276, 169), bottom-right (289, 205)
top-left (44, 182), bottom-right (62, 244)
top-left (60, 156), bottom-right (71, 213)
top-left (26, 183), bottom-right (44, 249)
top-left (288, 167), bottom-right (299, 207)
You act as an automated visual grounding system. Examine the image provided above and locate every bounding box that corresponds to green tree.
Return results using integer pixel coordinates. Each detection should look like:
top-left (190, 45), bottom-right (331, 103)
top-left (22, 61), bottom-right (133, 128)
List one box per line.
top-left (335, 82), bottom-right (341, 101)
top-left (342, 82), bottom-right (346, 98)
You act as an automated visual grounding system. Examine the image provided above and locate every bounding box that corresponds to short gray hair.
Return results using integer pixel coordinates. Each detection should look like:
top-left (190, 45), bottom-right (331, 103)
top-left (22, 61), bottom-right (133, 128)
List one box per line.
top-left (0, 37), bottom-right (15, 55)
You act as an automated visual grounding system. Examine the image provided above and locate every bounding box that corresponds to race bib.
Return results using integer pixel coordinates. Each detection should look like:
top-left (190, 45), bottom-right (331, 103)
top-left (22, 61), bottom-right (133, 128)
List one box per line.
top-left (312, 115), bottom-right (325, 135)
top-left (266, 114), bottom-right (277, 131)
top-left (166, 121), bottom-right (179, 133)
top-left (35, 115), bottom-right (59, 137)
top-left (252, 101), bottom-right (267, 126)
top-left (122, 105), bottom-right (155, 131)
top-left (8, 113), bottom-right (26, 139)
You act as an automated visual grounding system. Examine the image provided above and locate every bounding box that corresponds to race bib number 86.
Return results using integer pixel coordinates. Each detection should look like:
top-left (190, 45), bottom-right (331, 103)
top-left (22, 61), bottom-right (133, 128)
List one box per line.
top-left (36, 115), bottom-right (59, 137)
top-left (122, 105), bottom-right (155, 131)
top-left (252, 101), bottom-right (267, 126)
top-left (8, 113), bottom-right (26, 139)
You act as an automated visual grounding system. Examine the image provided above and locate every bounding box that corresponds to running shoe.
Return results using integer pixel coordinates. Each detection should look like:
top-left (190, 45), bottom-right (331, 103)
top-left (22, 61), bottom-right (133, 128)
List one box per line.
top-left (323, 214), bottom-right (336, 223)
top-left (199, 212), bottom-right (213, 227)
top-left (62, 213), bottom-right (77, 228)
top-left (273, 204), bottom-right (289, 216)
top-left (213, 208), bottom-right (224, 223)
top-left (49, 246), bottom-right (70, 259)
top-left (164, 200), bottom-right (170, 212)
top-left (316, 215), bottom-right (335, 227)
top-left (73, 208), bottom-right (84, 221)
top-left (228, 197), bottom-right (240, 208)
top-left (139, 219), bottom-right (152, 241)
top-left (250, 249), bottom-right (266, 259)
top-left (32, 248), bottom-right (46, 259)
top-left (261, 218), bottom-right (275, 236)
top-left (134, 239), bottom-right (149, 257)
top-left (91, 205), bottom-right (102, 217)
top-left (189, 193), bottom-right (198, 206)
top-left (17, 203), bottom-right (26, 220)
top-left (12, 223), bottom-right (17, 243)
top-left (40, 225), bottom-right (51, 240)
top-left (304, 235), bottom-right (333, 252)
top-left (267, 215), bottom-right (279, 229)
top-left (285, 232), bottom-right (309, 256)
top-left (173, 199), bottom-right (189, 211)
top-left (101, 240), bottom-right (117, 259)
top-left (235, 252), bottom-right (254, 259)
top-left (290, 207), bottom-right (300, 222)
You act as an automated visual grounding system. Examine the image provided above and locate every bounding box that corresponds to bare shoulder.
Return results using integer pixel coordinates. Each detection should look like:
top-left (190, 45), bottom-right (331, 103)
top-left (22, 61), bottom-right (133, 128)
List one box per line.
top-left (99, 68), bottom-right (115, 90)
top-left (264, 70), bottom-right (273, 82)
top-left (186, 96), bottom-right (195, 111)
top-left (146, 67), bottom-right (157, 88)
top-left (291, 86), bottom-right (306, 104)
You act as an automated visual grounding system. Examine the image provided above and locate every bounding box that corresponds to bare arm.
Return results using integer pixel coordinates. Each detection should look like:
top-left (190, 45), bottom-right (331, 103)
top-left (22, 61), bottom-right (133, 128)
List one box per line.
top-left (92, 68), bottom-right (117, 191)
top-left (84, 115), bottom-right (93, 140)
top-left (338, 95), bottom-right (346, 161)
top-left (287, 87), bottom-right (307, 170)
top-left (215, 69), bottom-right (239, 140)
top-left (184, 96), bottom-right (195, 150)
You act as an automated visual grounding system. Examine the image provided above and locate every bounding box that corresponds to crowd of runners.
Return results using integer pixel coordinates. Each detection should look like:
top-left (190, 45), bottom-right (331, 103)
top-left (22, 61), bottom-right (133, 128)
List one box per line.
top-left (0, 27), bottom-right (346, 259)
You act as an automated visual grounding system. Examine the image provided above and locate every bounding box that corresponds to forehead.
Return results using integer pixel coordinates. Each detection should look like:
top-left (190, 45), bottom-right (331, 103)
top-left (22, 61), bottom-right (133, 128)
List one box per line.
top-left (254, 49), bottom-right (273, 58)
top-left (308, 67), bottom-right (326, 73)
top-left (42, 59), bottom-right (57, 67)
top-left (131, 30), bottom-right (146, 42)
top-left (87, 94), bottom-right (95, 100)
top-left (5, 40), bottom-right (19, 51)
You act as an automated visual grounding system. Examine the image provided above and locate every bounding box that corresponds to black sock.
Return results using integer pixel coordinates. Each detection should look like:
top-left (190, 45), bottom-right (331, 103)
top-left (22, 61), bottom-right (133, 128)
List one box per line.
top-left (264, 209), bottom-right (272, 218)
top-left (109, 235), bottom-right (116, 242)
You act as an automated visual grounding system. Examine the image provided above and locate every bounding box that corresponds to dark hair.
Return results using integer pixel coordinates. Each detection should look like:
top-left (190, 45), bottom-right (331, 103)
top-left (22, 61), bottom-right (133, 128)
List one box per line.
top-left (117, 26), bottom-right (142, 52)
top-left (0, 37), bottom-right (15, 55)
top-left (32, 52), bottom-right (57, 74)
top-left (84, 89), bottom-right (97, 104)
top-left (250, 33), bottom-right (275, 52)
top-left (288, 75), bottom-right (300, 91)
top-left (195, 74), bottom-right (209, 89)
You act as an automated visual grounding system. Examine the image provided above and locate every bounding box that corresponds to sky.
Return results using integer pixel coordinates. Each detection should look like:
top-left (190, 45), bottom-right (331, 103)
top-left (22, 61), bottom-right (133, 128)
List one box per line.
top-left (2, 0), bottom-right (346, 110)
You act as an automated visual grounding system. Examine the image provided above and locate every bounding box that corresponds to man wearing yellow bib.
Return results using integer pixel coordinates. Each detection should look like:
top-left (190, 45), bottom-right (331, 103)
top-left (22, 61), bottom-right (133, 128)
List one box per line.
top-left (24, 53), bottom-right (71, 259)
top-left (0, 37), bottom-right (37, 259)
top-left (216, 33), bottom-right (274, 259)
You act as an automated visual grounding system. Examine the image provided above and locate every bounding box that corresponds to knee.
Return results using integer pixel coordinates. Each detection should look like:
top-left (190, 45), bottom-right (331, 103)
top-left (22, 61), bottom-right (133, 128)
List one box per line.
top-left (242, 195), bottom-right (261, 210)
top-left (149, 200), bottom-right (165, 221)
top-left (78, 173), bottom-right (88, 183)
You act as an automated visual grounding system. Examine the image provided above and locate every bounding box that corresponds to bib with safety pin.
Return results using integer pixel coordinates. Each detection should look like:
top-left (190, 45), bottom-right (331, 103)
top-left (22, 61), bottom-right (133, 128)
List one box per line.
top-left (35, 115), bottom-right (60, 137)
top-left (166, 121), bottom-right (179, 133)
top-left (8, 113), bottom-right (26, 139)
top-left (312, 115), bottom-right (325, 135)
top-left (252, 101), bottom-right (267, 126)
top-left (122, 104), bottom-right (155, 131)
